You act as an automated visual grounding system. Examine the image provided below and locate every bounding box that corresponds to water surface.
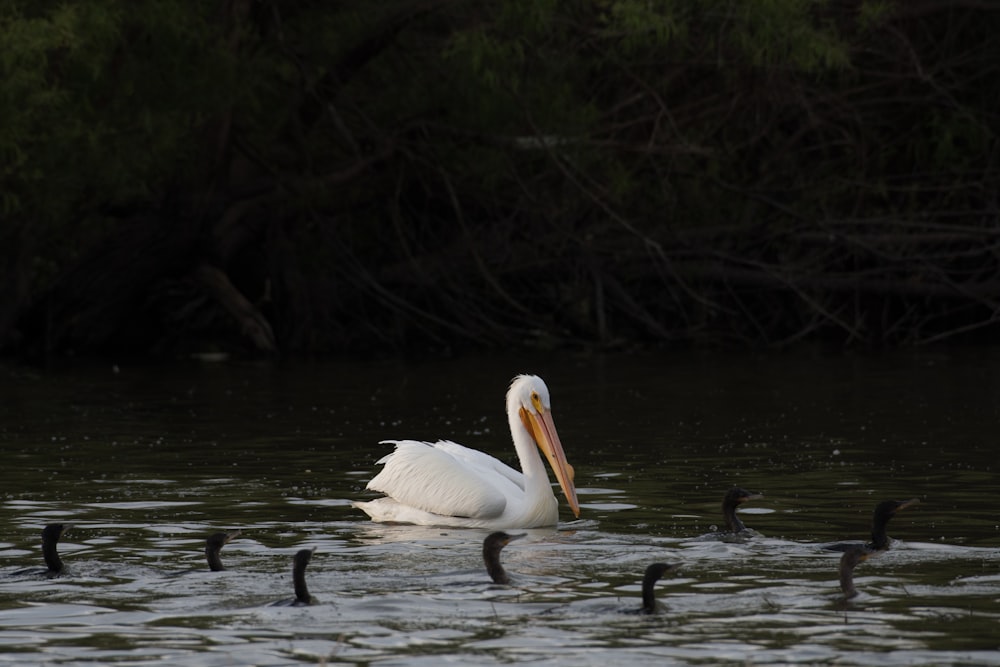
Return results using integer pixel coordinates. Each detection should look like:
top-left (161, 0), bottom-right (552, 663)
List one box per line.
top-left (1, 348), bottom-right (998, 665)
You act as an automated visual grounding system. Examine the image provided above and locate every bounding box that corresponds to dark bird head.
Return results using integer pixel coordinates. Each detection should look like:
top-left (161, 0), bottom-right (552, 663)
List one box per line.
top-left (869, 498), bottom-right (919, 551)
top-left (641, 562), bottom-right (682, 614)
top-left (483, 531), bottom-right (525, 585)
top-left (205, 529), bottom-right (241, 572)
top-left (293, 547), bottom-right (314, 569)
top-left (724, 487), bottom-right (764, 506)
top-left (722, 487), bottom-right (763, 533)
top-left (484, 531), bottom-right (524, 552)
top-left (42, 524), bottom-right (68, 543)
top-left (873, 498), bottom-right (919, 523)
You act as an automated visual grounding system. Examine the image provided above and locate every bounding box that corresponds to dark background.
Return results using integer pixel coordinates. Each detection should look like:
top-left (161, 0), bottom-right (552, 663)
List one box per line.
top-left (2, 1), bottom-right (998, 360)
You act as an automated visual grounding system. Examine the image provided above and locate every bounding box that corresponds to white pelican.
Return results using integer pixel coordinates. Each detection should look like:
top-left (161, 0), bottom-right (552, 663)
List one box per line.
top-left (352, 374), bottom-right (580, 529)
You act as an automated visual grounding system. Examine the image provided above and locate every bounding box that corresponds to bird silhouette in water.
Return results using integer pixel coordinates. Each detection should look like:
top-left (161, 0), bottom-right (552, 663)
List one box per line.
top-left (11, 524), bottom-right (70, 577)
top-left (694, 487), bottom-right (764, 540)
top-left (483, 531), bottom-right (525, 584)
top-left (41, 523), bottom-right (68, 574)
top-left (838, 546), bottom-right (871, 600)
top-left (826, 498), bottom-right (919, 599)
top-left (721, 487), bottom-right (764, 534)
top-left (205, 530), bottom-right (240, 572)
top-left (271, 548), bottom-right (317, 606)
top-left (826, 498), bottom-right (920, 554)
top-left (637, 562), bottom-right (682, 614)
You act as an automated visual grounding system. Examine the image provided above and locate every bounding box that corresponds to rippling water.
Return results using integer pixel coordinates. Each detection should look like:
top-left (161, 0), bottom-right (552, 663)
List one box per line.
top-left (1, 348), bottom-right (999, 665)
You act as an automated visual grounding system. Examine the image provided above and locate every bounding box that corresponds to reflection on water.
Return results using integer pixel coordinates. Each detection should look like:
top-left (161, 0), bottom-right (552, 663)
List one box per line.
top-left (1, 348), bottom-right (999, 665)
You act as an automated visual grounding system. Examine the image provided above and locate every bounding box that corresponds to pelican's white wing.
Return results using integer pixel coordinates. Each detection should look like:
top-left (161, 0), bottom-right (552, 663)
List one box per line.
top-left (431, 440), bottom-right (526, 491)
top-left (365, 440), bottom-right (518, 519)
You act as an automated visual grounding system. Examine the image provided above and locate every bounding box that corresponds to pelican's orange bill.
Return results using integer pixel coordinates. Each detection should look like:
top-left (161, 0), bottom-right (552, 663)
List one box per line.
top-left (521, 406), bottom-right (580, 517)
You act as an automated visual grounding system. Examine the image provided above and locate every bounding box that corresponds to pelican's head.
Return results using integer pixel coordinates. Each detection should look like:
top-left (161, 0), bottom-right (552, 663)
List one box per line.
top-left (508, 374), bottom-right (580, 518)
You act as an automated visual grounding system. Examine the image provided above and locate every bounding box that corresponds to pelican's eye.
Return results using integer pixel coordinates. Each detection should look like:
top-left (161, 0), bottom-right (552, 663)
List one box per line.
top-left (530, 391), bottom-right (543, 413)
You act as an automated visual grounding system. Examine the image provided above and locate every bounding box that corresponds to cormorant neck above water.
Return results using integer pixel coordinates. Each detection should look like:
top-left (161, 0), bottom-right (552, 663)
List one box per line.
top-left (722, 487), bottom-right (764, 533)
top-left (839, 546), bottom-right (870, 599)
top-left (42, 524), bottom-right (69, 574)
top-left (867, 498), bottom-right (919, 552)
top-left (292, 548), bottom-right (316, 606)
top-left (825, 497), bottom-right (920, 554)
top-left (641, 562), bottom-right (681, 614)
top-left (205, 530), bottom-right (240, 572)
top-left (483, 531), bottom-right (525, 585)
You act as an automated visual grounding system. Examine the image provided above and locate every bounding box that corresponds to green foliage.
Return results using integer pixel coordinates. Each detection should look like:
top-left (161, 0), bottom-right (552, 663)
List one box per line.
top-left (2, 0), bottom-right (999, 353)
top-left (1, 1), bottom-right (235, 260)
top-left (730, 0), bottom-right (850, 71)
top-left (602, 0), bottom-right (685, 53)
top-left (857, 0), bottom-right (892, 31)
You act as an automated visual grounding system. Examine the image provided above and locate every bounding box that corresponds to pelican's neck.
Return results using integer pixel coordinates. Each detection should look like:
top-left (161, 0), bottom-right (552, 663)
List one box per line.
top-left (507, 401), bottom-right (551, 496)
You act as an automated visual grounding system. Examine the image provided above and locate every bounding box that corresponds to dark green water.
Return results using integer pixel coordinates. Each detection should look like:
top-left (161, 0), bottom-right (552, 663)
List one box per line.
top-left (1, 348), bottom-right (998, 665)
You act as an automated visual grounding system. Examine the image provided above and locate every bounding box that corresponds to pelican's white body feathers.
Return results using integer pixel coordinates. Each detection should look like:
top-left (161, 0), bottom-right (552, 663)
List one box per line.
top-left (352, 375), bottom-right (578, 529)
top-left (355, 439), bottom-right (554, 528)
